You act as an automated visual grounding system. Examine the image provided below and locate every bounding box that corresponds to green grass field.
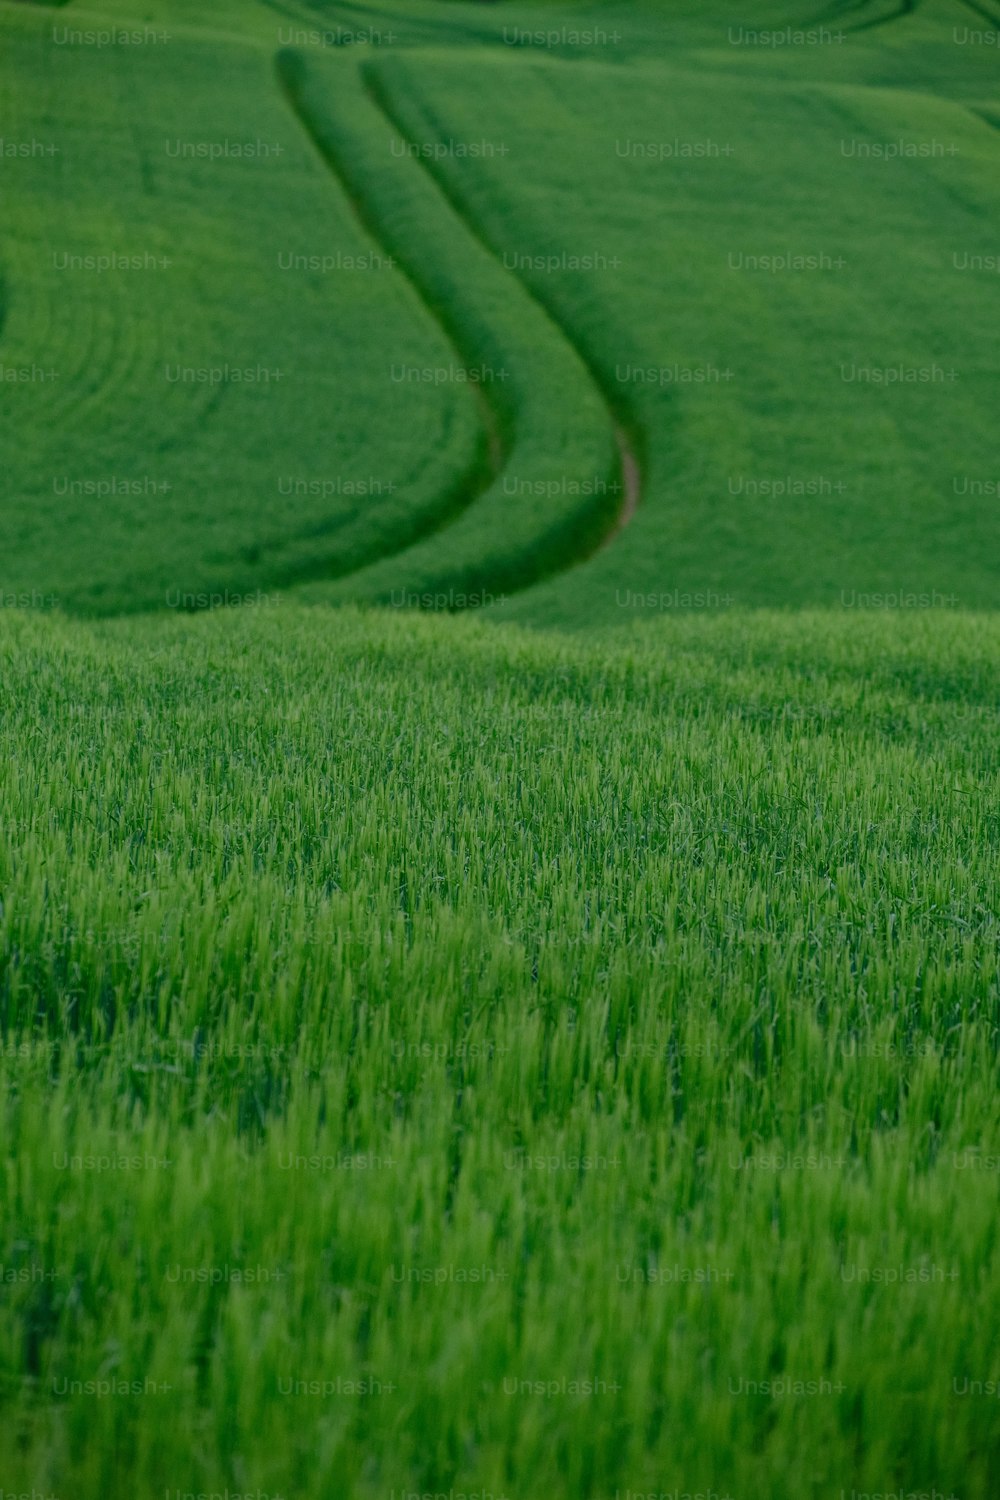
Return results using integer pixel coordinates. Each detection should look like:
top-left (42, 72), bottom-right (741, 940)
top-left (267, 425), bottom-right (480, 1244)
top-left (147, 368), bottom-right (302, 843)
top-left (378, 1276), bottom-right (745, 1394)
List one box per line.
top-left (1, 0), bottom-right (998, 1494)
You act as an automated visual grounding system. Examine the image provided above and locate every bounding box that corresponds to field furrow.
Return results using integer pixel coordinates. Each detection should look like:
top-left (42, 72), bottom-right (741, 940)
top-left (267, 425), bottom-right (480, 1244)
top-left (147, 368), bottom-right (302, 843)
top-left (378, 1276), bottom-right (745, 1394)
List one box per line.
top-left (280, 47), bottom-right (625, 609)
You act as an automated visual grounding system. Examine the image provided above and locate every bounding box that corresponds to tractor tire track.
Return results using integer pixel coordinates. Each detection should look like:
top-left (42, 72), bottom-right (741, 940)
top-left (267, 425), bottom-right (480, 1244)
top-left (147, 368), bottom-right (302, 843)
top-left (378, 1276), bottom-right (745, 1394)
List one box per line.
top-left (276, 47), bottom-right (639, 603)
top-left (361, 60), bottom-right (642, 558)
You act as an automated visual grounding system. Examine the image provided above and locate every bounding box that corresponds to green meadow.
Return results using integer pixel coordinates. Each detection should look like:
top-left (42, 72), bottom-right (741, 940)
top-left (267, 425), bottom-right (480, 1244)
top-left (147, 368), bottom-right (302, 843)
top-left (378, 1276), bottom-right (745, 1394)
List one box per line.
top-left (1, 0), bottom-right (998, 1495)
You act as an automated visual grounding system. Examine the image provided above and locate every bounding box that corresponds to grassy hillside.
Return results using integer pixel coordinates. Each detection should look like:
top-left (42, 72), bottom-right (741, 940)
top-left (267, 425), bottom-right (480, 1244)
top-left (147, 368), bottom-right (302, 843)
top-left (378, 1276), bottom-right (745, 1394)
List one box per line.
top-left (2, 0), bottom-right (998, 619)
top-left (2, 604), bottom-right (999, 1496)
top-left (343, 31), bottom-right (1000, 625)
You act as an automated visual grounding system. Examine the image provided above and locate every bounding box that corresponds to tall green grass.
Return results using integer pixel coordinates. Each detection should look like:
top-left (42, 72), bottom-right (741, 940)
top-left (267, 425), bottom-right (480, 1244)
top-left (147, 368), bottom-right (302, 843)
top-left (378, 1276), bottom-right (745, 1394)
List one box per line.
top-left (2, 604), bottom-right (998, 1495)
top-left (2, 0), bottom-right (998, 1492)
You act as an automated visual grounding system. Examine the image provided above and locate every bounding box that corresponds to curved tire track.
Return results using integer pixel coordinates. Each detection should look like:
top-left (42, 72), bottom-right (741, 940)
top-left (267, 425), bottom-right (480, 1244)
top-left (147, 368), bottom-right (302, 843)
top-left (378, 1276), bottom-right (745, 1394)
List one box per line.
top-left (362, 60), bottom-right (642, 563)
top-left (277, 47), bottom-right (639, 606)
